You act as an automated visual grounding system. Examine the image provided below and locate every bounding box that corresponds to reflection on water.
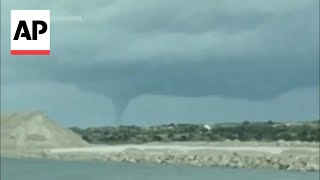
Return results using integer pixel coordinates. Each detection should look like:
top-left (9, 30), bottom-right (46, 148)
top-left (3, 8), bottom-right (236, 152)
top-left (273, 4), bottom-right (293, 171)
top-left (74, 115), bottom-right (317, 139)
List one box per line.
top-left (1, 158), bottom-right (318, 180)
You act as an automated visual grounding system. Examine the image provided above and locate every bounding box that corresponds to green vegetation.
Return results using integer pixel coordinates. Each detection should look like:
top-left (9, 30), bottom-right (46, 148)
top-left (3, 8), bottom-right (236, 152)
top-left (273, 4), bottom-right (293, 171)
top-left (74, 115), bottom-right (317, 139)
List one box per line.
top-left (70, 121), bottom-right (320, 144)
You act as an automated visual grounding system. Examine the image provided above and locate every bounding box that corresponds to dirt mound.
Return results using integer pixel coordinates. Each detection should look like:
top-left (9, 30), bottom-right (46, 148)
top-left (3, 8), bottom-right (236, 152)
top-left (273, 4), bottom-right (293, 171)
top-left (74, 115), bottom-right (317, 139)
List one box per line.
top-left (1, 111), bottom-right (88, 154)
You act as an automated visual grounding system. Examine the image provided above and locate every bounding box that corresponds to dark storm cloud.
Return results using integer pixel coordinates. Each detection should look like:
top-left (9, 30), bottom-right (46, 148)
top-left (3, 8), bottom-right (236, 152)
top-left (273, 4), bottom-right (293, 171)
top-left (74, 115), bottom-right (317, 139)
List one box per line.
top-left (1, 0), bottom-right (319, 121)
top-left (98, 4), bottom-right (271, 34)
top-left (2, 0), bottom-right (318, 62)
top-left (42, 58), bottom-right (316, 99)
top-left (2, 58), bottom-right (318, 120)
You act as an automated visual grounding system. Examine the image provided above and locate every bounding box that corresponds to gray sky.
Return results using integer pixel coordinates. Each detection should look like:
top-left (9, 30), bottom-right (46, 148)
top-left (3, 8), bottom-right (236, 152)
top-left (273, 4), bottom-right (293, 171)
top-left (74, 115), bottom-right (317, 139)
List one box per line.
top-left (1, 0), bottom-right (319, 127)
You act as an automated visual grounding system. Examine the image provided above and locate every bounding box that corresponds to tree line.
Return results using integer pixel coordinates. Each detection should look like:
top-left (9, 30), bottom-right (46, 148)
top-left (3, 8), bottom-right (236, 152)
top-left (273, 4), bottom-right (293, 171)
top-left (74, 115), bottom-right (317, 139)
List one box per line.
top-left (70, 120), bottom-right (320, 144)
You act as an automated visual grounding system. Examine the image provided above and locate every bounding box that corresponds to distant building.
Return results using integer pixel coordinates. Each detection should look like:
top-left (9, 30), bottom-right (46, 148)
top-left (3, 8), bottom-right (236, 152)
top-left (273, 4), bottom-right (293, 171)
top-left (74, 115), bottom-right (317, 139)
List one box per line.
top-left (203, 124), bottom-right (211, 130)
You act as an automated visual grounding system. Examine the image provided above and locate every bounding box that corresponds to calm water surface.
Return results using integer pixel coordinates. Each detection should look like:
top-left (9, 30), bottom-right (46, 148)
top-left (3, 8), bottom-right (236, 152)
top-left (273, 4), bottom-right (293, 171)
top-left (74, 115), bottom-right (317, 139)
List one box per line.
top-left (1, 158), bottom-right (318, 180)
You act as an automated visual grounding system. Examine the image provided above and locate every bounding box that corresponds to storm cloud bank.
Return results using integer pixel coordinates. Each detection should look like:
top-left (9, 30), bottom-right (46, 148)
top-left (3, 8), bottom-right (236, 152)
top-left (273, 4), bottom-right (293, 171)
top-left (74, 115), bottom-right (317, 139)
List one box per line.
top-left (1, 0), bottom-right (319, 123)
top-left (62, 59), bottom-right (318, 120)
top-left (2, 59), bottom-right (319, 121)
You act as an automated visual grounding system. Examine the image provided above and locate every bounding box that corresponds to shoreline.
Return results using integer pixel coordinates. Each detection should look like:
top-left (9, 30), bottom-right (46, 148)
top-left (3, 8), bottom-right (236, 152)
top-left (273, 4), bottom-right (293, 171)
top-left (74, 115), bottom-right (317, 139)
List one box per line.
top-left (2, 141), bottom-right (319, 172)
top-left (2, 112), bottom-right (318, 172)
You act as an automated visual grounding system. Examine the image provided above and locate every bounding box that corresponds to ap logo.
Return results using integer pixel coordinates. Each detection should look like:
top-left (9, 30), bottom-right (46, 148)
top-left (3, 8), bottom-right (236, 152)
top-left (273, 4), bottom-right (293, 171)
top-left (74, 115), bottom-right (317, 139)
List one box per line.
top-left (11, 10), bottom-right (50, 55)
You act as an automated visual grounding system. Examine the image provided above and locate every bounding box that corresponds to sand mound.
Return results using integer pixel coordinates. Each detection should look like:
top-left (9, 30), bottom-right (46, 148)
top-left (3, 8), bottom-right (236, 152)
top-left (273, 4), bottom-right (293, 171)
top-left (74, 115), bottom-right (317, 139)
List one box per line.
top-left (1, 111), bottom-right (88, 154)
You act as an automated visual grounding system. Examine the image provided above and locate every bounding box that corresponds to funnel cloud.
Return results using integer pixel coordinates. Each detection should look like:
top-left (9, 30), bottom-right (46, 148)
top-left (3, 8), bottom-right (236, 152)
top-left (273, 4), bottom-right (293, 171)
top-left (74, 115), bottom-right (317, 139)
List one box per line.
top-left (1, 0), bottom-right (319, 125)
top-left (46, 59), bottom-right (318, 121)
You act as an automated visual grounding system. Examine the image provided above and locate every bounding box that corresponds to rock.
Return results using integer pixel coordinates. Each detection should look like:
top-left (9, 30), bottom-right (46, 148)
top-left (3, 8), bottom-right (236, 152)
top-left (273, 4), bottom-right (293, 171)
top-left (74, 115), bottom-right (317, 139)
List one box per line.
top-left (277, 140), bottom-right (291, 147)
top-left (305, 163), bottom-right (320, 171)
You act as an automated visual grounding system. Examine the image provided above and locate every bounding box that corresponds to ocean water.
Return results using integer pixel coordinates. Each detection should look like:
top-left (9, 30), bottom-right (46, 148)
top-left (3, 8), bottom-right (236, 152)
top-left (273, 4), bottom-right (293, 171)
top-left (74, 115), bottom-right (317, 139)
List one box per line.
top-left (1, 158), bottom-right (319, 180)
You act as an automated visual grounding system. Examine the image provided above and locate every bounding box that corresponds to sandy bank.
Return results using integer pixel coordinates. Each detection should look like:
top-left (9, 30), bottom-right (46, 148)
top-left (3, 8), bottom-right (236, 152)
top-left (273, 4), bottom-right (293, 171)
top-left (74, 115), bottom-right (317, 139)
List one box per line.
top-left (1, 111), bottom-right (88, 154)
top-left (49, 144), bottom-right (317, 154)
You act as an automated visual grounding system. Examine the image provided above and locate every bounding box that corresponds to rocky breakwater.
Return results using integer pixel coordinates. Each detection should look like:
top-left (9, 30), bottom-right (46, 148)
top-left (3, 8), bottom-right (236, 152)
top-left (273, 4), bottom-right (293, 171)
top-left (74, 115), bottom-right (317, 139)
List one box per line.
top-left (100, 149), bottom-right (319, 171)
top-left (43, 142), bottom-right (319, 172)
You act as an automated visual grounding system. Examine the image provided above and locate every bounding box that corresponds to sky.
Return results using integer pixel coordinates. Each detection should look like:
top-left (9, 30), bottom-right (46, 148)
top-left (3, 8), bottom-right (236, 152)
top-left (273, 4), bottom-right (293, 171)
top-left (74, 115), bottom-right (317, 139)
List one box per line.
top-left (1, 0), bottom-right (319, 127)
